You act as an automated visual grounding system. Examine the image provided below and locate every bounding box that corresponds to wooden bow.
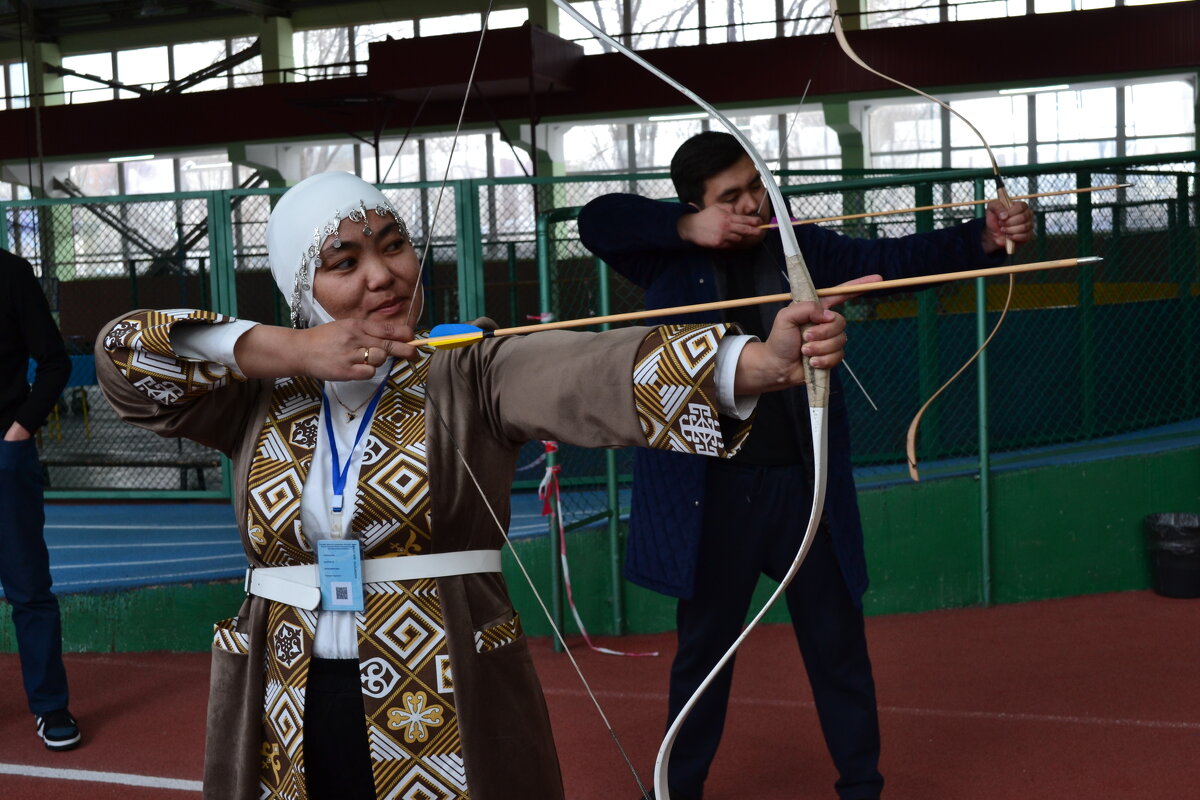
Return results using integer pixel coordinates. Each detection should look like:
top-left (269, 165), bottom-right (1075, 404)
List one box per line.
top-left (408, 2), bottom-right (653, 795)
top-left (829, 0), bottom-right (1020, 479)
top-left (551, 3), bottom-right (831, 798)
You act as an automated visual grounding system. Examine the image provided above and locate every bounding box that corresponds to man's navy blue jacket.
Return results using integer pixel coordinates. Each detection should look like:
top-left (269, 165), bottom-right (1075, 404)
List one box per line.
top-left (578, 193), bottom-right (1002, 605)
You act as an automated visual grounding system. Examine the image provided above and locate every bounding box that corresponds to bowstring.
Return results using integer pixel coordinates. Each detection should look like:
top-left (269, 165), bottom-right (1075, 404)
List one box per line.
top-left (423, 398), bottom-right (653, 798)
top-left (402, 2), bottom-right (651, 795)
top-left (547, 6), bottom-right (830, 799)
top-left (405, 0), bottom-right (493, 331)
top-left (828, 0), bottom-right (1018, 475)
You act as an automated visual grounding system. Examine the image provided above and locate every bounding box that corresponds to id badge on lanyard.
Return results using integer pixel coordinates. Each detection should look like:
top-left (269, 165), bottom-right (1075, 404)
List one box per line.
top-left (317, 377), bottom-right (388, 613)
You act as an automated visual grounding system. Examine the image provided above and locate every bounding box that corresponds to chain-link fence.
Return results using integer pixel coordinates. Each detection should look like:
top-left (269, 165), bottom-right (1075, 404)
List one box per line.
top-left (1, 152), bottom-right (1194, 500)
top-left (539, 155), bottom-right (1199, 482)
top-left (2, 192), bottom-right (225, 495)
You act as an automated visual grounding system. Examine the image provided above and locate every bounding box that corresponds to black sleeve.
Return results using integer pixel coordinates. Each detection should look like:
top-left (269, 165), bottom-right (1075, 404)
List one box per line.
top-left (14, 259), bottom-right (70, 432)
top-left (577, 194), bottom-right (699, 289)
top-left (797, 217), bottom-right (1003, 290)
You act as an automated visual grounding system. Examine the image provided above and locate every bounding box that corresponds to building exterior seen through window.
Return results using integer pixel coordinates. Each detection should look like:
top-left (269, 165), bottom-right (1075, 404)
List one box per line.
top-left (0, 3), bottom-right (1193, 202)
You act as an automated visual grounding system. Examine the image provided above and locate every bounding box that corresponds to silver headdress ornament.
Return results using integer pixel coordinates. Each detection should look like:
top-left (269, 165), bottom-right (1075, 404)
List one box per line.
top-left (267, 172), bottom-right (411, 330)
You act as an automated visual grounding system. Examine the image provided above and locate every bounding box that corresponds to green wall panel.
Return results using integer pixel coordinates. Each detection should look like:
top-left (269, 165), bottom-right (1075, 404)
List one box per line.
top-left (990, 448), bottom-right (1200, 603)
top-left (0, 581), bottom-right (245, 654)
top-left (0, 446), bottom-right (1194, 653)
top-left (858, 477), bottom-right (985, 615)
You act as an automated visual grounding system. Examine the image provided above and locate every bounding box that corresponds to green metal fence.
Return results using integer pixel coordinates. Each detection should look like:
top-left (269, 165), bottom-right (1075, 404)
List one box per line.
top-left (538, 155), bottom-right (1199, 480)
top-left (1, 190), bottom-right (231, 498)
top-left (1, 152), bottom-right (1195, 504)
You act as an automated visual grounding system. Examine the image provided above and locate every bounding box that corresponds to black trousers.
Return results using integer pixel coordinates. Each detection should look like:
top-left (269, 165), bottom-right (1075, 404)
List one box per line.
top-left (0, 438), bottom-right (69, 715)
top-left (666, 460), bottom-right (883, 800)
top-left (304, 658), bottom-right (377, 800)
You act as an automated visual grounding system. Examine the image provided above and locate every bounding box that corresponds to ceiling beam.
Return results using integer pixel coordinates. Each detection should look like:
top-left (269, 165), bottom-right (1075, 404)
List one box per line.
top-left (0, 3), bottom-right (1195, 163)
top-left (210, 0), bottom-right (285, 17)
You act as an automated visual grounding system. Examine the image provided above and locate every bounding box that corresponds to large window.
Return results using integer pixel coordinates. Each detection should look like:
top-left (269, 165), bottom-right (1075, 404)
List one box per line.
top-left (787, 110), bottom-right (842, 171)
top-left (66, 162), bottom-right (120, 196)
top-left (179, 154), bottom-right (236, 191)
top-left (2, 61), bottom-right (28, 110)
top-left (173, 41), bottom-right (231, 93)
top-left (702, 0), bottom-right (775, 42)
top-left (229, 38), bottom-right (263, 88)
top-left (864, 0), bottom-right (1026, 27)
top-left (293, 27), bottom-right (352, 79)
top-left (55, 38), bottom-right (262, 104)
top-left (294, 131), bottom-right (532, 185)
top-left (633, 2), bottom-right (701, 48)
top-left (866, 0), bottom-right (1183, 27)
top-left (563, 122), bottom-right (632, 173)
top-left (122, 157), bottom-right (176, 194)
top-left (1121, 81), bottom-right (1195, 156)
top-left (559, 0), bottom-right (624, 53)
top-left (45, 128), bottom-right (532, 200)
top-left (863, 78), bottom-right (1195, 170)
top-left (420, 13), bottom-right (484, 36)
top-left (116, 47), bottom-right (170, 96)
top-left (61, 52), bottom-right (115, 104)
top-left (561, 106), bottom-right (841, 177)
top-left (560, 0), bottom-right (830, 50)
top-left (64, 154), bottom-right (240, 196)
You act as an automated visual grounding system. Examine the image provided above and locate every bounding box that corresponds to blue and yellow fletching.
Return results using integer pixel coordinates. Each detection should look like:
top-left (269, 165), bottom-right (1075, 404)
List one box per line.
top-left (417, 323), bottom-right (490, 350)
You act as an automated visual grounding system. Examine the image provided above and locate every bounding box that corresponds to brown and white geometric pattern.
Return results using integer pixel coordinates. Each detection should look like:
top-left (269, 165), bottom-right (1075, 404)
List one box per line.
top-left (259, 601), bottom-right (317, 800)
top-left (104, 313), bottom-right (453, 798)
top-left (212, 616), bottom-right (250, 656)
top-left (245, 375), bottom-right (322, 566)
top-left (474, 614), bottom-right (522, 654)
top-left (633, 324), bottom-right (741, 456)
top-left (102, 309), bottom-right (244, 405)
top-left (358, 579), bottom-right (466, 799)
top-left (352, 350), bottom-right (432, 558)
top-left (241, 352), bottom-right (453, 800)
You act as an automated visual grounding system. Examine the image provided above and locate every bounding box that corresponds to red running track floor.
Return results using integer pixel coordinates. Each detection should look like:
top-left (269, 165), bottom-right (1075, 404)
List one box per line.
top-left (0, 590), bottom-right (1197, 799)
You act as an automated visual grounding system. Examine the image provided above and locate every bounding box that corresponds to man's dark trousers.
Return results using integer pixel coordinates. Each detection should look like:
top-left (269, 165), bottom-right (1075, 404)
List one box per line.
top-left (0, 437), bottom-right (69, 714)
top-left (666, 459), bottom-right (884, 800)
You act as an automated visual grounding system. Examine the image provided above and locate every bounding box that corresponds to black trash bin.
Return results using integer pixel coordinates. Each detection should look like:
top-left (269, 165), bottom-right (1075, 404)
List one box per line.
top-left (1144, 513), bottom-right (1200, 598)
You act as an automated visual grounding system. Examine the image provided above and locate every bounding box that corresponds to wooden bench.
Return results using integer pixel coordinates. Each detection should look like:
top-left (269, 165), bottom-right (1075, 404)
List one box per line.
top-left (40, 452), bottom-right (222, 491)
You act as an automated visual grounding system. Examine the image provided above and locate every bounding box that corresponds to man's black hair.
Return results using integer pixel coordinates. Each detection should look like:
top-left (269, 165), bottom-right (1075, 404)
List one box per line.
top-left (670, 131), bottom-right (748, 206)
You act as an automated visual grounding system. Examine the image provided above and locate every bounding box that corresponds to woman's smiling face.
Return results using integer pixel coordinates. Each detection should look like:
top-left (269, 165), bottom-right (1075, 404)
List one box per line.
top-left (311, 211), bottom-right (423, 325)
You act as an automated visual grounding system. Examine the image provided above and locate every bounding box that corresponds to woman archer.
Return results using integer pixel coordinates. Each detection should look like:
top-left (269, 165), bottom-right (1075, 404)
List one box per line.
top-left (96, 171), bottom-right (862, 800)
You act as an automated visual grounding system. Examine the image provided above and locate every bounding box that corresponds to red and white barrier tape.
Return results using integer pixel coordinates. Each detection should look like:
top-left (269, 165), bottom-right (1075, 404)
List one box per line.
top-left (537, 440), bottom-right (657, 658)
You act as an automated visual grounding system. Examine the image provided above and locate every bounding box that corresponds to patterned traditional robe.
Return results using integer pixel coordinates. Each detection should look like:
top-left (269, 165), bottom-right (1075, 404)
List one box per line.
top-left (96, 310), bottom-right (747, 800)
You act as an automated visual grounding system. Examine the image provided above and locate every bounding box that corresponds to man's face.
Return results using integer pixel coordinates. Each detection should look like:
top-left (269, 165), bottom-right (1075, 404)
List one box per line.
top-left (697, 154), bottom-right (768, 223)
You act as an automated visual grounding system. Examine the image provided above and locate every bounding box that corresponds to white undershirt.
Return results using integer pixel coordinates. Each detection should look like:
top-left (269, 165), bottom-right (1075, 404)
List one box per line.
top-left (172, 321), bottom-right (758, 658)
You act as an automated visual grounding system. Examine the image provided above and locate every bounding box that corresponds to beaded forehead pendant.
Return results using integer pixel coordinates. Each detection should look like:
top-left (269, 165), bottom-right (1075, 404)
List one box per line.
top-left (289, 199), bottom-right (411, 329)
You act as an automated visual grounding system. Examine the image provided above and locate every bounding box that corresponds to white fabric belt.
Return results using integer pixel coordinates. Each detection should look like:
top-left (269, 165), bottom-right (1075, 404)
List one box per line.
top-left (244, 549), bottom-right (502, 610)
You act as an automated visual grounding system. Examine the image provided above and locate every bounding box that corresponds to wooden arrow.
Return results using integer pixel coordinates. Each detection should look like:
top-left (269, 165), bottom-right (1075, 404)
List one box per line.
top-left (415, 256), bottom-right (1101, 349)
top-left (760, 184), bottom-right (1130, 229)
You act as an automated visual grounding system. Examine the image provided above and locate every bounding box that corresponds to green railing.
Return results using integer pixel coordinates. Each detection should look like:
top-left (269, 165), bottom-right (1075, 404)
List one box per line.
top-left (2, 153), bottom-right (1195, 509)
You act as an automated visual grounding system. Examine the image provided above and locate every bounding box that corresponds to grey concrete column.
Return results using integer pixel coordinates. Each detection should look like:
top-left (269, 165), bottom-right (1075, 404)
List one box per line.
top-left (260, 16), bottom-right (295, 85)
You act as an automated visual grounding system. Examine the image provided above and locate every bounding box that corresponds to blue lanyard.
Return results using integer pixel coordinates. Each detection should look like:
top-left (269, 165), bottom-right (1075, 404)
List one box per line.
top-left (321, 374), bottom-right (389, 515)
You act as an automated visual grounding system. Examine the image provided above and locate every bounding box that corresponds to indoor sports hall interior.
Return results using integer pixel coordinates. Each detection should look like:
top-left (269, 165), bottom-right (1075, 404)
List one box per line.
top-left (0, 2), bottom-right (1196, 798)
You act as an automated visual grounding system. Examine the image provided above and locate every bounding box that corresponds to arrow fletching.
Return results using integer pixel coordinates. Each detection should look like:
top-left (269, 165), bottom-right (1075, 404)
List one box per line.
top-left (417, 323), bottom-right (489, 350)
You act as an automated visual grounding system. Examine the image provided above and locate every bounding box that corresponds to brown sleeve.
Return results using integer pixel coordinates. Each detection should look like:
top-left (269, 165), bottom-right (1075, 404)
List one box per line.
top-left (442, 323), bottom-right (744, 456)
top-left (95, 309), bottom-right (260, 456)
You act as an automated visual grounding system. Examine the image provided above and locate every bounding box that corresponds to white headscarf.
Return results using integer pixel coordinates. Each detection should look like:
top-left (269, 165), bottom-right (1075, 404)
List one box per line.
top-left (266, 171), bottom-right (410, 329)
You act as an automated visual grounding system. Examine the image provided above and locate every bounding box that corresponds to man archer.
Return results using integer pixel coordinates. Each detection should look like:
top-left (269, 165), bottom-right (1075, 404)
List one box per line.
top-left (579, 130), bottom-right (1033, 800)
